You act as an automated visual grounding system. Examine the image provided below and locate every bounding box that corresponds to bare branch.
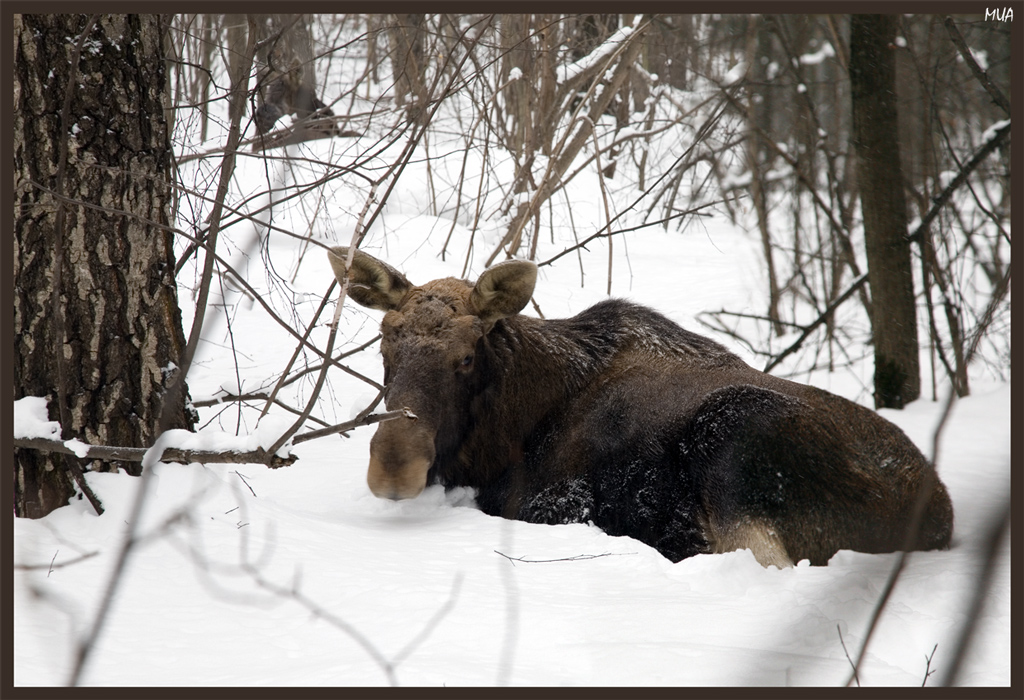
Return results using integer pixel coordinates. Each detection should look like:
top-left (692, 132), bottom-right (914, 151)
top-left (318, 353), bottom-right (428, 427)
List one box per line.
top-left (538, 198), bottom-right (729, 269)
top-left (922, 643), bottom-right (939, 687)
top-left (906, 120), bottom-right (1010, 245)
top-left (485, 19), bottom-right (651, 266)
top-left (763, 273), bottom-right (869, 373)
top-left (943, 16), bottom-right (1010, 116)
top-left (15, 551), bottom-right (99, 572)
top-left (838, 625), bottom-right (860, 687)
top-left (192, 391), bottom-right (330, 428)
top-left (14, 408), bottom-right (416, 469)
top-left (14, 435), bottom-right (298, 469)
top-left (180, 15), bottom-right (258, 382)
top-left (494, 550), bottom-right (636, 566)
top-left (292, 408), bottom-right (417, 444)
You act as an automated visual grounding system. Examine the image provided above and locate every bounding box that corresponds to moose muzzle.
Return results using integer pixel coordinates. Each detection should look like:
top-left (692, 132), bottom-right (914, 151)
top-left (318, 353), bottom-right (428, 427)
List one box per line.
top-left (366, 418), bottom-right (436, 500)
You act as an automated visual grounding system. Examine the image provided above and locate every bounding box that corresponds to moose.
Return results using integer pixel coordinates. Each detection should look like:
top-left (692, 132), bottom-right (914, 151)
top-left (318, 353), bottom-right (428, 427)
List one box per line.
top-left (328, 247), bottom-right (954, 567)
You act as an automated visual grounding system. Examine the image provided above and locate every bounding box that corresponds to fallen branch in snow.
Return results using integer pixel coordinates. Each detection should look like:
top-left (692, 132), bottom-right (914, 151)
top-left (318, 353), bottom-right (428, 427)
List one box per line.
top-left (494, 550), bottom-right (636, 567)
top-left (13, 436), bottom-right (298, 468)
top-left (233, 471), bottom-right (257, 498)
top-left (13, 408), bottom-right (416, 470)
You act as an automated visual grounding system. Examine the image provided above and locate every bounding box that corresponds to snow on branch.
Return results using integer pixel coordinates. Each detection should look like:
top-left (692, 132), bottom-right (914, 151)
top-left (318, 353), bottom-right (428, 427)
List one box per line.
top-left (558, 23), bottom-right (639, 84)
top-left (13, 434), bottom-right (299, 469)
top-left (14, 396), bottom-right (415, 470)
top-left (905, 119), bottom-right (1010, 245)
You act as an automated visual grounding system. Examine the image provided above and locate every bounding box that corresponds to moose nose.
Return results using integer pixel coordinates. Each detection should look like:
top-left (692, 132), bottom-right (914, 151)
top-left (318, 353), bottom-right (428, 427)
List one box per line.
top-left (370, 482), bottom-right (404, 501)
top-left (366, 419), bottom-right (434, 501)
top-left (366, 453), bottom-right (431, 500)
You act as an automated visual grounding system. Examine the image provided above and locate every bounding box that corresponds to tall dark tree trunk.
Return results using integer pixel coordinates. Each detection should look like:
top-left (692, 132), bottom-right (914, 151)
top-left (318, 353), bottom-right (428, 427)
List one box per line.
top-left (849, 14), bottom-right (920, 409)
top-left (14, 14), bottom-right (195, 518)
top-left (744, 15), bottom-right (785, 337)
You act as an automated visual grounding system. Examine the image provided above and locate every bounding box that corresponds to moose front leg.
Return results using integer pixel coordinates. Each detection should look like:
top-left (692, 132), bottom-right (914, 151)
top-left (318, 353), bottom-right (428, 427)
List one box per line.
top-left (517, 477), bottom-right (595, 525)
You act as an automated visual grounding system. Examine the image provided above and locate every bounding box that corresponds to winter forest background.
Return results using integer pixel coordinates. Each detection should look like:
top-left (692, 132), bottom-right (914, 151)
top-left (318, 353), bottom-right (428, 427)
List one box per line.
top-left (11, 11), bottom-right (1014, 689)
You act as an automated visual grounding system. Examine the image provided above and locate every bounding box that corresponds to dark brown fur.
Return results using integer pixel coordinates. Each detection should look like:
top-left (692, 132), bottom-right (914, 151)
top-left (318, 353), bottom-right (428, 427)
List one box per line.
top-left (329, 247), bottom-right (954, 567)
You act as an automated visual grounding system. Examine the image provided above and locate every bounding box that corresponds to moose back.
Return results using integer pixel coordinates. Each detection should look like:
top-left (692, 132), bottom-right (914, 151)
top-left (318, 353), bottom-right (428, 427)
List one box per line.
top-left (328, 247), bottom-right (953, 567)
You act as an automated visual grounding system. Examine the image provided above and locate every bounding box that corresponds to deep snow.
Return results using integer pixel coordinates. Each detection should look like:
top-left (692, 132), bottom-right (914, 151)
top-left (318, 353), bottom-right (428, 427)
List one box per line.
top-left (12, 20), bottom-right (1012, 686)
top-left (13, 217), bottom-right (1010, 687)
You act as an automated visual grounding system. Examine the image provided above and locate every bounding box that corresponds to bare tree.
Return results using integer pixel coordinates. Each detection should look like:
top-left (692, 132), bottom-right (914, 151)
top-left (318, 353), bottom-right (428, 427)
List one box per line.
top-left (13, 14), bottom-right (195, 518)
top-left (850, 14), bottom-right (920, 409)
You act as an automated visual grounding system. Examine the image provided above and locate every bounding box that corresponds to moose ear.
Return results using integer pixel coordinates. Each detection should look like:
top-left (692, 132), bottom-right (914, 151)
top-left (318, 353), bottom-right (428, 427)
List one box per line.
top-left (470, 259), bottom-right (537, 327)
top-left (327, 246), bottom-right (412, 311)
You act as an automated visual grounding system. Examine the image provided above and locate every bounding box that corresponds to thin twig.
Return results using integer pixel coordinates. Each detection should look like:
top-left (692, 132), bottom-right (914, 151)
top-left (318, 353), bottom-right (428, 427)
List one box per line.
top-left (922, 643), bottom-right (939, 687)
top-left (256, 279), bottom-right (337, 422)
top-left (27, 177), bottom-right (384, 390)
top-left (233, 471), bottom-right (257, 498)
top-left (538, 198), bottom-right (728, 268)
top-left (763, 273), bottom-right (868, 373)
top-left (486, 19), bottom-right (651, 266)
top-left (226, 491), bottom-right (464, 686)
top-left (703, 309), bottom-right (804, 331)
top-left (838, 625), bottom-right (860, 687)
top-left (264, 177), bottom-right (379, 458)
top-left (179, 17), bottom-right (256, 382)
top-left (494, 550), bottom-right (636, 566)
top-left (15, 551), bottom-right (99, 573)
top-left (391, 573), bottom-right (464, 668)
top-left (292, 408), bottom-right (417, 444)
top-left (192, 391), bottom-right (330, 428)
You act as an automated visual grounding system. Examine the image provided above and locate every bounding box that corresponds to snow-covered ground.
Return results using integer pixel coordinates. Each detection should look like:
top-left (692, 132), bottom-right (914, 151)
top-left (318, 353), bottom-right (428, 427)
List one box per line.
top-left (14, 208), bottom-right (1010, 687)
top-left (13, 28), bottom-right (1011, 686)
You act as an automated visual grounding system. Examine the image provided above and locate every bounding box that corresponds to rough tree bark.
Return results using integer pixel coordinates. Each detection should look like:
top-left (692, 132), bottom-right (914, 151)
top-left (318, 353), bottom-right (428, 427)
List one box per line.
top-left (849, 14), bottom-right (920, 409)
top-left (14, 14), bottom-right (195, 518)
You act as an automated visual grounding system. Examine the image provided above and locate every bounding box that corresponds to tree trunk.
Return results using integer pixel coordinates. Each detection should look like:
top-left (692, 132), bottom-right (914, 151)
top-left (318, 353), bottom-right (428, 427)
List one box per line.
top-left (14, 14), bottom-right (195, 518)
top-left (849, 14), bottom-right (920, 409)
top-left (386, 13), bottom-right (428, 125)
top-left (745, 16), bottom-right (785, 337)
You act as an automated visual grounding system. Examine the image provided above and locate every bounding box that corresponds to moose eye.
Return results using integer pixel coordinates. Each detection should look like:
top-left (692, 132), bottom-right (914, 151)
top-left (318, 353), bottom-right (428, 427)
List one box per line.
top-left (459, 355), bottom-right (474, 370)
